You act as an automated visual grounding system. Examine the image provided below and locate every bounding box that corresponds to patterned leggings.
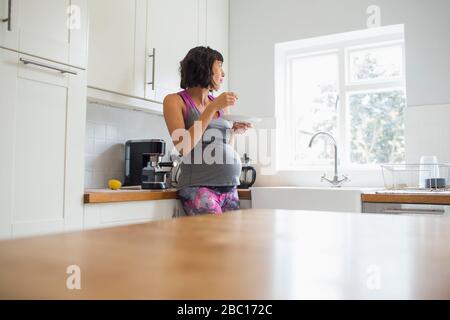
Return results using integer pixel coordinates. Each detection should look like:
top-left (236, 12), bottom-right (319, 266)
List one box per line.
top-left (177, 186), bottom-right (240, 216)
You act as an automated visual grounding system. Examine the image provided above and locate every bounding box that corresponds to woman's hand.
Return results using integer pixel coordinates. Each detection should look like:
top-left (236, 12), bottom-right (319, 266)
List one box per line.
top-left (207, 92), bottom-right (238, 112)
top-left (232, 122), bottom-right (253, 134)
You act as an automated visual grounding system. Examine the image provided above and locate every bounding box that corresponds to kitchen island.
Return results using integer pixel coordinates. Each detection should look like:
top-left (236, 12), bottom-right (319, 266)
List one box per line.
top-left (0, 209), bottom-right (449, 299)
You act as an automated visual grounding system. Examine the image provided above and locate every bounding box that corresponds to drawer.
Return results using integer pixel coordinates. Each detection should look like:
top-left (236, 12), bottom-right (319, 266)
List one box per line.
top-left (84, 200), bottom-right (181, 230)
top-left (363, 202), bottom-right (448, 216)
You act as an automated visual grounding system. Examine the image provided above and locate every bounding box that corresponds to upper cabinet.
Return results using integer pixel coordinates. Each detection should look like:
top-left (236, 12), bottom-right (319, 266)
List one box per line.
top-left (146, 0), bottom-right (229, 101)
top-left (87, 0), bottom-right (147, 97)
top-left (0, 0), bottom-right (18, 48)
top-left (145, 0), bottom-right (203, 102)
top-left (205, 0), bottom-right (229, 95)
top-left (87, 0), bottom-right (229, 109)
top-left (0, 0), bottom-right (88, 68)
top-left (1, 1), bottom-right (88, 240)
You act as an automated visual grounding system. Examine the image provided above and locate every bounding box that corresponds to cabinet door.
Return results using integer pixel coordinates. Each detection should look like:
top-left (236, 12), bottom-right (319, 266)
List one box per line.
top-left (88, 0), bottom-right (147, 97)
top-left (146, 0), bottom-right (201, 102)
top-left (240, 200), bottom-right (252, 210)
top-left (10, 0), bottom-right (88, 68)
top-left (0, 52), bottom-right (86, 239)
top-left (205, 0), bottom-right (229, 94)
top-left (84, 200), bottom-right (177, 230)
top-left (0, 0), bottom-right (19, 49)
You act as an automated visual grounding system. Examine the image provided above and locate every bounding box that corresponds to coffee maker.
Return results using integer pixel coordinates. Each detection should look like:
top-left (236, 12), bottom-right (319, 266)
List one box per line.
top-left (141, 140), bottom-right (174, 190)
top-left (239, 153), bottom-right (257, 189)
top-left (124, 139), bottom-right (174, 189)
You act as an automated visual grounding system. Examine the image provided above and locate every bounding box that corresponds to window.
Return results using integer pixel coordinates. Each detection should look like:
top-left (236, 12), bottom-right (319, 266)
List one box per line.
top-left (275, 25), bottom-right (406, 170)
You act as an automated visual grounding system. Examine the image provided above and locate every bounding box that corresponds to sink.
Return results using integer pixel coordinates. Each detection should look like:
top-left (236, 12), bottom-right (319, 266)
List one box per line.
top-left (250, 187), bottom-right (378, 213)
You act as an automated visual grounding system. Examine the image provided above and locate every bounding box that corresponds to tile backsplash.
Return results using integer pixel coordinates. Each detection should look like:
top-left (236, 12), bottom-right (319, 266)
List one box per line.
top-left (85, 102), bottom-right (173, 189)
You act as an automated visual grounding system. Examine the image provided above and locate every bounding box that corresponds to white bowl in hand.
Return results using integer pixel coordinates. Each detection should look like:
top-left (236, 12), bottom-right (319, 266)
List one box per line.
top-left (222, 114), bottom-right (262, 124)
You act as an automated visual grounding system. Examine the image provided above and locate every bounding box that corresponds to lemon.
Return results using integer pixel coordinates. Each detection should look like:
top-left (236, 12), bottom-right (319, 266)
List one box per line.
top-left (108, 179), bottom-right (122, 190)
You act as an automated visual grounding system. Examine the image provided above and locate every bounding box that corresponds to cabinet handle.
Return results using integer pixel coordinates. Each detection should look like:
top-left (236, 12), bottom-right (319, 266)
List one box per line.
top-left (1, 0), bottom-right (12, 31)
top-left (147, 48), bottom-right (156, 90)
top-left (381, 208), bottom-right (444, 215)
top-left (20, 57), bottom-right (77, 75)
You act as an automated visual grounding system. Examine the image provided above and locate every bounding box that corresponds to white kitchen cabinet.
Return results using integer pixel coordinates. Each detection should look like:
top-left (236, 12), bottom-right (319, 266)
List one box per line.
top-left (0, 0), bottom-right (88, 68)
top-left (145, 0), bottom-right (202, 102)
top-left (87, 0), bottom-right (147, 98)
top-left (87, 0), bottom-right (229, 108)
top-left (205, 0), bottom-right (229, 94)
top-left (251, 187), bottom-right (362, 213)
top-left (0, 0), bottom-right (18, 49)
top-left (362, 203), bottom-right (450, 216)
top-left (83, 198), bottom-right (250, 230)
top-left (84, 200), bottom-right (183, 230)
top-left (240, 199), bottom-right (252, 210)
top-left (0, 48), bottom-right (87, 239)
top-left (146, 0), bottom-right (229, 102)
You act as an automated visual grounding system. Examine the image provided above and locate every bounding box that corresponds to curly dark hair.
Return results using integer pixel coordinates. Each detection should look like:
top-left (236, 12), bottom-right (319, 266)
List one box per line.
top-left (179, 46), bottom-right (224, 90)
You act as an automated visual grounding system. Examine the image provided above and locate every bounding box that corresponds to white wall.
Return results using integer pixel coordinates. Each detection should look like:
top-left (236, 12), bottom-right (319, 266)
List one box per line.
top-left (405, 104), bottom-right (450, 164)
top-left (85, 102), bottom-right (173, 189)
top-left (229, 0), bottom-right (450, 187)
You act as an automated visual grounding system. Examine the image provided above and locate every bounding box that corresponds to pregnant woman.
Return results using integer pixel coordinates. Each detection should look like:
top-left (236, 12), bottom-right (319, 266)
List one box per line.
top-left (163, 46), bottom-right (251, 215)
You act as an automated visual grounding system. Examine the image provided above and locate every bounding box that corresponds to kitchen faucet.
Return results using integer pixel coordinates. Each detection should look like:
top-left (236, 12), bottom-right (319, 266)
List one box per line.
top-left (308, 132), bottom-right (349, 187)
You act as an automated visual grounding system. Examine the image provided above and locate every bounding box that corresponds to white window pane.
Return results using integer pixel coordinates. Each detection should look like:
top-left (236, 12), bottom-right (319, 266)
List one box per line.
top-left (349, 90), bottom-right (406, 165)
top-left (349, 45), bottom-right (403, 82)
top-left (290, 54), bottom-right (338, 165)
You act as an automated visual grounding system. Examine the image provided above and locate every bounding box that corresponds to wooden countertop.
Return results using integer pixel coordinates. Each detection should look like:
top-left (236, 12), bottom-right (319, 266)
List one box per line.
top-left (362, 191), bottom-right (450, 205)
top-left (84, 188), bottom-right (252, 204)
top-left (0, 209), bottom-right (449, 299)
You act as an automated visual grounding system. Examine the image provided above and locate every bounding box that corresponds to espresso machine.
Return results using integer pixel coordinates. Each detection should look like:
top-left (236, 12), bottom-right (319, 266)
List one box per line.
top-left (141, 140), bottom-right (174, 190)
top-left (124, 139), bottom-right (174, 189)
